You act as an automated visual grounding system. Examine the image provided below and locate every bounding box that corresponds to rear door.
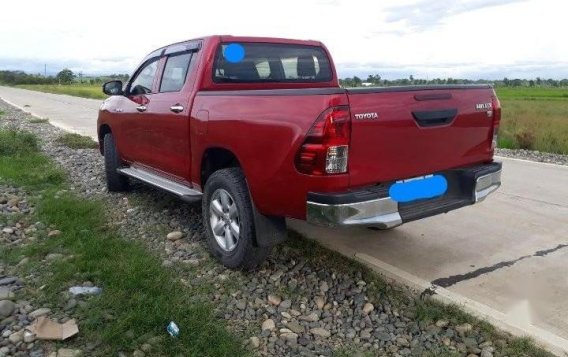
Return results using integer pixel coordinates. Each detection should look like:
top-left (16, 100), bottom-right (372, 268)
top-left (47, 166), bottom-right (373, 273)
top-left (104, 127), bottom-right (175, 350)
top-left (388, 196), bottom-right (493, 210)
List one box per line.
top-left (347, 86), bottom-right (497, 187)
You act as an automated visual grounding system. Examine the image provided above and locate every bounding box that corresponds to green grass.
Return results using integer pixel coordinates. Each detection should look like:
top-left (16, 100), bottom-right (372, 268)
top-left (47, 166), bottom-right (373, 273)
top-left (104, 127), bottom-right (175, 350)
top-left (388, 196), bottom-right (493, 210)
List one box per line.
top-left (29, 118), bottom-right (50, 124)
top-left (498, 95), bottom-right (568, 154)
top-left (0, 128), bottom-right (247, 356)
top-left (495, 87), bottom-right (568, 100)
top-left (17, 84), bottom-right (107, 99)
top-left (0, 110), bottom-right (5, 117)
top-left (56, 133), bottom-right (98, 149)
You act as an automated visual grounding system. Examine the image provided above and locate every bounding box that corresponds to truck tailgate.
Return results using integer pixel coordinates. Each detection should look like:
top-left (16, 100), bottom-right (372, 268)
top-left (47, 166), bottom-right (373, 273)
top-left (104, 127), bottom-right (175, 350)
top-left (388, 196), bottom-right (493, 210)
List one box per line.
top-left (346, 86), bottom-right (497, 187)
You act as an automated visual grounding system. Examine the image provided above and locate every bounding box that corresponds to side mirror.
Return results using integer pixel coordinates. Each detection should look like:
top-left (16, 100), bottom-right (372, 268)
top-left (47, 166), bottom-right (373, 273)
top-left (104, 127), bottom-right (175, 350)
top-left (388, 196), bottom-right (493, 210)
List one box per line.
top-left (102, 80), bottom-right (124, 96)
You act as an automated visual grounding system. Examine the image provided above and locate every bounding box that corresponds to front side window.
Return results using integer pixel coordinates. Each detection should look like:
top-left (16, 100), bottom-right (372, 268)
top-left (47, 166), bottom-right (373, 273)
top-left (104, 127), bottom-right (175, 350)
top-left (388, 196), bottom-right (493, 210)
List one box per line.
top-left (160, 52), bottom-right (193, 93)
top-left (129, 59), bottom-right (159, 95)
top-left (213, 43), bottom-right (332, 83)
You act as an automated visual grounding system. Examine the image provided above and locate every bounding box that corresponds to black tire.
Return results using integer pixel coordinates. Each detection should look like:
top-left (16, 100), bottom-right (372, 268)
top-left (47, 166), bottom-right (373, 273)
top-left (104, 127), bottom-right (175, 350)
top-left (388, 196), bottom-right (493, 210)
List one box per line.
top-left (103, 133), bottom-right (129, 192)
top-left (202, 167), bottom-right (272, 270)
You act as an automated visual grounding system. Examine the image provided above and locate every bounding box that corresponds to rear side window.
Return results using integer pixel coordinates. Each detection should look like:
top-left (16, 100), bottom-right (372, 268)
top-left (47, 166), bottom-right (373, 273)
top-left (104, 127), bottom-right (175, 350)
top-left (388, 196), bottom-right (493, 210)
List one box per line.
top-left (213, 43), bottom-right (332, 83)
top-left (160, 52), bottom-right (193, 93)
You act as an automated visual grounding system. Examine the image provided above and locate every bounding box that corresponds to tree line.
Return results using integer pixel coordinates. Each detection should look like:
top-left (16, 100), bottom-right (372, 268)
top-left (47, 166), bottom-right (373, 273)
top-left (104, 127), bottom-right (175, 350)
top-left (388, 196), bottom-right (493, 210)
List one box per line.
top-left (340, 74), bottom-right (568, 88)
top-left (2, 69), bottom-right (568, 88)
top-left (0, 69), bottom-right (129, 86)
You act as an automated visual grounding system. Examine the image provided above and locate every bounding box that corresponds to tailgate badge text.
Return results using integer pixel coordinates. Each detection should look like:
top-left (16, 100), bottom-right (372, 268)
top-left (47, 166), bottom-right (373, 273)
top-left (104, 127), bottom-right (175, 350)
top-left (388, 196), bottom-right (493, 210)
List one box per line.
top-left (354, 112), bottom-right (379, 120)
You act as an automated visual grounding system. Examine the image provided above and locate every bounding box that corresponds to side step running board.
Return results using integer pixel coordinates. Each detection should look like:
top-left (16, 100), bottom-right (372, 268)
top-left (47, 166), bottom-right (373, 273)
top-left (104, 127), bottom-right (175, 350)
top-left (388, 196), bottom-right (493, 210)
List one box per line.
top-left (118, 167), bottom-right (202, 202)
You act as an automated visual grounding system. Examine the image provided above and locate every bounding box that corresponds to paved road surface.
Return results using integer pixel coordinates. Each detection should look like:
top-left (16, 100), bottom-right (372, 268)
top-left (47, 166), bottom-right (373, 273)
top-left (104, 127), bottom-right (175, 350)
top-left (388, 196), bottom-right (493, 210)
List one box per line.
top-left (0, 86), bottom-right (101, 140)
top-left (2, 86), bottom-right (567, 354)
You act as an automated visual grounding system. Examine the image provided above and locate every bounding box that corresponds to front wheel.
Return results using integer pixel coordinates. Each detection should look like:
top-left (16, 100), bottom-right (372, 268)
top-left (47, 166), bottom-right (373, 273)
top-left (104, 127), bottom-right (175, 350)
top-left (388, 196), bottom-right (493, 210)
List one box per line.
top-left (202, 168), bottom-right (272, 270)
top-left (103, 133), bottom-right (129, 192)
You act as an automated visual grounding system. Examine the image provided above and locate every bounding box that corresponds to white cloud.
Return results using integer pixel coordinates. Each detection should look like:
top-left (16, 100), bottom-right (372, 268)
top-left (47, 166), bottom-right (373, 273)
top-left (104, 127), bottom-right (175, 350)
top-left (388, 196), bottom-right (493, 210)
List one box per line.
top-left (0, 0), bottom-right (565, 79)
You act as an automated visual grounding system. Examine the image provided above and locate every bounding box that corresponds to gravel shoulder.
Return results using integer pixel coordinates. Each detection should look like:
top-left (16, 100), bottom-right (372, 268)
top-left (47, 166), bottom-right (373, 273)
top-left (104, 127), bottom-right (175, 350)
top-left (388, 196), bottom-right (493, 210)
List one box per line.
top-left (495, 148), bottom-right (568, 166)
top-left (0, 100), bottom-right (554, 357)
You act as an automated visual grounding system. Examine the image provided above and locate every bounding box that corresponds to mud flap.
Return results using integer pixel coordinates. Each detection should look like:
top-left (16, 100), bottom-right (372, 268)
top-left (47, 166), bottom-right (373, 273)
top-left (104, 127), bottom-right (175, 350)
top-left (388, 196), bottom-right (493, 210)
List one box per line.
top-left (252, 203), bottom-right (287, 248)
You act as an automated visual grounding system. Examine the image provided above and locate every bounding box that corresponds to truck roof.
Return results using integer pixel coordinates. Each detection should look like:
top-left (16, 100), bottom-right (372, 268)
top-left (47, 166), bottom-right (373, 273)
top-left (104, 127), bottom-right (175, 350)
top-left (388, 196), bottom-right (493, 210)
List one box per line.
top-left (143, 35), bottom-right (324, 61)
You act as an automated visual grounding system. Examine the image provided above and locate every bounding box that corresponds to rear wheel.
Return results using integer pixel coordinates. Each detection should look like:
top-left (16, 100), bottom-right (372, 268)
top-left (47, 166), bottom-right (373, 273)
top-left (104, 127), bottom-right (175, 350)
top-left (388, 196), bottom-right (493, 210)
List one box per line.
top-left (202, 168), bottom-right (272, 270)
top-left (103, 133), bottom-right (129, 192)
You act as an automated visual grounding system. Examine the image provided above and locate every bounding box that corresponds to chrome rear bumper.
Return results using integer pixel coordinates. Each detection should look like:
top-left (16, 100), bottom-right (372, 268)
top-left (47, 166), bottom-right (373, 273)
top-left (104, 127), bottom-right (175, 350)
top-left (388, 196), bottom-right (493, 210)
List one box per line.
top-left (306, 162), bottom-right (502, 229)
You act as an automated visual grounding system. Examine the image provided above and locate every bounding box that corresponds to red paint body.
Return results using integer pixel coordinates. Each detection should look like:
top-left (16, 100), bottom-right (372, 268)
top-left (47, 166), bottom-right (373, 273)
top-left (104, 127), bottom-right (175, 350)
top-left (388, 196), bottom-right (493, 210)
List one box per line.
top-left (98, 35), bottom-right (500, 219)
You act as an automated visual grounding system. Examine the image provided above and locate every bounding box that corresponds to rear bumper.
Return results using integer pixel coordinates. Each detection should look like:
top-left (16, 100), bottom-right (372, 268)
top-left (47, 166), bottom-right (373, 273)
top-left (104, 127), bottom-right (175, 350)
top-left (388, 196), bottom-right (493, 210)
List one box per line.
top-left (306, 162), bottom-right (502, 229)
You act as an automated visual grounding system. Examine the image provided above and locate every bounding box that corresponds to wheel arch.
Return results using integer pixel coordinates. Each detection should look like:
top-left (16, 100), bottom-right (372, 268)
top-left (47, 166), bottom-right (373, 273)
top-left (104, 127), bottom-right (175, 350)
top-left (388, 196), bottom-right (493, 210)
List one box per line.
top-left (200, 147), bottom-right (243, 187)
top-left (98, 124), bottom-right (112, 155)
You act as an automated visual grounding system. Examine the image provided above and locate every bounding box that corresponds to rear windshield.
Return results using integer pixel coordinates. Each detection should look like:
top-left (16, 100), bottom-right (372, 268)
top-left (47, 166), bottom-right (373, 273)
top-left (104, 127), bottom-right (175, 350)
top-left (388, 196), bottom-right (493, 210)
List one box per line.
top-left (212, 42), bottom-right (333, 83)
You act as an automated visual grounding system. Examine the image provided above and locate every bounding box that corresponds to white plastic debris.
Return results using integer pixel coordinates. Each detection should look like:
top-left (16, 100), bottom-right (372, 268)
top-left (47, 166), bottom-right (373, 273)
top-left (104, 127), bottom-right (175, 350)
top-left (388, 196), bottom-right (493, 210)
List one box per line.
top-left (166, 321), bottom-right (179, 337)
top-left (68, 286), bottom-right (102, 296)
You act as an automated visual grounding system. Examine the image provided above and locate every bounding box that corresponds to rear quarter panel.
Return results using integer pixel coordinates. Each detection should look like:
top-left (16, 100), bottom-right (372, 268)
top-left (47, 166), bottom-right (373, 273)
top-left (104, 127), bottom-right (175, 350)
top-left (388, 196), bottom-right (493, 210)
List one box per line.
top-left (191, 92), bottom-right (349, 218)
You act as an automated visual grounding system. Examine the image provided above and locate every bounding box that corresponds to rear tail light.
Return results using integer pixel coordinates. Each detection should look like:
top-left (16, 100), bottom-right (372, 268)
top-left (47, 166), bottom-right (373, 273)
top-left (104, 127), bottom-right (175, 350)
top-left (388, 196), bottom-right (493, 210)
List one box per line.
top-left (491, 95), bottom-right (501, 150)
top-left (295, 106), bottom-right (351, 175)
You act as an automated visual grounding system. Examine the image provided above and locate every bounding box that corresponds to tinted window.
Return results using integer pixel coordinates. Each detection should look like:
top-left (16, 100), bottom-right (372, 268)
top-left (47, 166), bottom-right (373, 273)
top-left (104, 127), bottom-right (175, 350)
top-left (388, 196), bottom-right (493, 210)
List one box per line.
top-left (129, 59), bottom-right (159, 95)
top-left (160, 52), bottom-right (193, 93)
top-left (213, 43), bottom-right (332, 83)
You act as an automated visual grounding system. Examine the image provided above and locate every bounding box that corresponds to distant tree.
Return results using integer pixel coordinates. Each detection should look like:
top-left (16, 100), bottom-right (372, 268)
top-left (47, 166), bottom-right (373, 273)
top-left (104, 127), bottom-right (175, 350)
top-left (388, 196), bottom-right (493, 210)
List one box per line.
top-left (529, 80), bottom-right (535, 87)
top-left (409, 74), bottom-right (414, 83)
top-left (352, 76), bottom-right (362, 86)
top-left (56, 69), bottom-right (75, 84)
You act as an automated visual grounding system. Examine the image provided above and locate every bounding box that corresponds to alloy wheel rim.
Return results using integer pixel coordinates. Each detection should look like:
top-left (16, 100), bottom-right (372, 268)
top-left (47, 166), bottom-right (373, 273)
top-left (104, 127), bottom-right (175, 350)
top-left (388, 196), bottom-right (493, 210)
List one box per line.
top-left (209, 188), bottom-right (240, 252)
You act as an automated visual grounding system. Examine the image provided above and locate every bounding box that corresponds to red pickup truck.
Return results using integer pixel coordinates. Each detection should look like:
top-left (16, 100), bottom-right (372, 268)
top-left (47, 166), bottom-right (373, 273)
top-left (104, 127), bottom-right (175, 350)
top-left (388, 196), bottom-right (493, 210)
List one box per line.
top-left (98, 35), bottom-right (502, 269)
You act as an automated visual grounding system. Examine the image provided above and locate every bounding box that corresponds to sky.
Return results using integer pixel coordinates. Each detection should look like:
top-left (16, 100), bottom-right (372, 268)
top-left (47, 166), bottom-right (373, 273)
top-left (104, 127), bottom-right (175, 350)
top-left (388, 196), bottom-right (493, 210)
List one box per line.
top-left (0, 0), bottom-right (565, 79)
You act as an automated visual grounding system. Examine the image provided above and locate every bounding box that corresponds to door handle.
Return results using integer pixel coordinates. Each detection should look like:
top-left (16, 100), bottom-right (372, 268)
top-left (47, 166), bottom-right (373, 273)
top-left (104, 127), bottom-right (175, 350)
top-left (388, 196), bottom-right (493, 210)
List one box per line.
top-left (170, 104), bottom-right (184, 113)
top-left (136, 105), bottom-right (147, 112)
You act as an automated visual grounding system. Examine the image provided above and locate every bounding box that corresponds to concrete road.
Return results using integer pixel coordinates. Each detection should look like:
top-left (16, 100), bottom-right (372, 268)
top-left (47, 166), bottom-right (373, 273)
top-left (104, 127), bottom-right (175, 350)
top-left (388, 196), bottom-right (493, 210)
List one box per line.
top-left (290, 158), bottom-right (568, 347)
top-left (2, 86), bottom-right (567, 354)
top-left (0, 86), bottom-right (101, 140)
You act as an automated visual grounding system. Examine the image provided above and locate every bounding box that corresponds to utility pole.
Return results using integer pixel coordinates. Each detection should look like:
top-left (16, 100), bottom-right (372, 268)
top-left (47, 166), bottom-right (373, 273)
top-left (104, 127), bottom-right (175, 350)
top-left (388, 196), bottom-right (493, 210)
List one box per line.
top-left (44, 64), bottom-right (47, 77)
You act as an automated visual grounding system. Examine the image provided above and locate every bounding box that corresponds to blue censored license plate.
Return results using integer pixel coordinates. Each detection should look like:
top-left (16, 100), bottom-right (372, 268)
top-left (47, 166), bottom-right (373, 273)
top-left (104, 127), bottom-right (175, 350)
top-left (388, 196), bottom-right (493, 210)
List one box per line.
top-left (389, 174), bottom-right (448, 203)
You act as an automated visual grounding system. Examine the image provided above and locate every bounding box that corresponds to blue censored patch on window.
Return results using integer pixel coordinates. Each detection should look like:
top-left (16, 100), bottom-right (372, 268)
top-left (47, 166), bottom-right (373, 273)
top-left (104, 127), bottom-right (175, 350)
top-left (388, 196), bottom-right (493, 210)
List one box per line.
top-left (223, 43), bottom-right (245, 63)
top-left (389, 174), bottom-right (448, 203)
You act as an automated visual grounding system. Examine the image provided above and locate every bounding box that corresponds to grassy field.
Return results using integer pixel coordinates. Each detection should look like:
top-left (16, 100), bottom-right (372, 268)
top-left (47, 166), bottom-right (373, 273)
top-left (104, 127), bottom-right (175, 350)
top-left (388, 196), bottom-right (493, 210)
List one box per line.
top-left (495, 87), bottom-right (568, 100)
top-left (0, 129), bottom-right (246, 356)
top-left (493, 88), bottom-right (568, 154)
top-left (17, 84), bottom-right (107, 99)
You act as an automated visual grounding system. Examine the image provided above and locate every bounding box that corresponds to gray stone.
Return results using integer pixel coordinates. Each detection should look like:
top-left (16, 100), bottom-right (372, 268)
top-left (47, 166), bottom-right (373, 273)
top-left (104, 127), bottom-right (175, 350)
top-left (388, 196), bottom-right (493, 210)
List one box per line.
top-left (8, 330), bottom-right (23, 344)
top-left (310, 327), bottom-right (331, 338)
top-left (166, 231), bottom-right (183, 241)
top-left (376, 332), bottom-right (392, 342)
top-left (362, 303), bottom-right (374, 315)
top-left (262, 318), bottom-right (275, 331)
top-left (268, 294), bottom-right (281, 306)
top-left (314, 296), bottom-right (325, 310)
top-left (57, 349), bottom-right (83, 357)
top-left (0, 300), bottom-right (16, 318)
top-left (0, 277), bottom-right (16, 286)
top-left (47, 230), bottom-right (61, 237)
top-left (279, 300), bottom-right (291, 309)
top-left (23, 331), bottom-right (36, 343)
top-left (29, 308), bottom-right (51, 319)
top-left (456, 323), bottom-right (473, 335)
top-left (299, 312), bottom-right (319, 322)
top-left (436, 319), bottom-right (449, 328)
top-left (285, 321), bottom-right (305, 334)
top-left (46, 253), bottom-right (63, 261)
top-left (249, 336), bottom-right (260, 348)
top-left (0, 288), bottom-right (15, 300)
